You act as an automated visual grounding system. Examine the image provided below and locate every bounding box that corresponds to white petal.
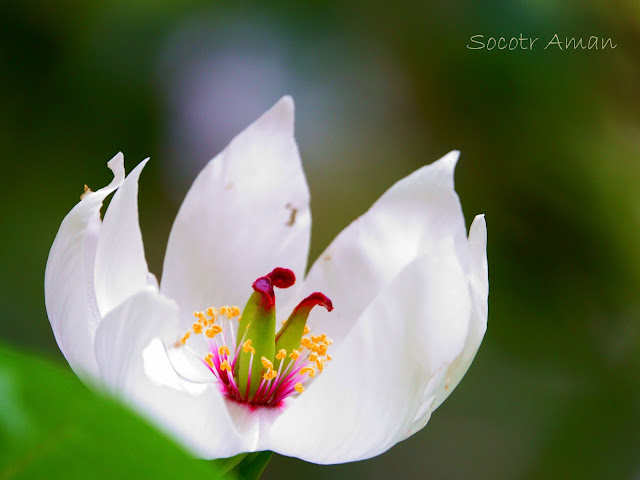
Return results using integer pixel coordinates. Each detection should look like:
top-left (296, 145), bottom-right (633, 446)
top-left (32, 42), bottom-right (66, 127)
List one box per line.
top-left (302, 151), bottom-right (468, 346)
top-left (94, 288), bottom-right (247, 458)
top-left (94, 159), bottom-right (151, 317)
top-left (265, 242), bottom-right (471, 464)
top-left (44, 153), bottom-right (125, 378)
top-left (402, 215), bottom-right (488, 439)
top-left (166, 345), bottom-right (218, 384)
top-left (161, 96), bottom-right (311, 325)
top-left (433, 214), bottom-right (488, 409)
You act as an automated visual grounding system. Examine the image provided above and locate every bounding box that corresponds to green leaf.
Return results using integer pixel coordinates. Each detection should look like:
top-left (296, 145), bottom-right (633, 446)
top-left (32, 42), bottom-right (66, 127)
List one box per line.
top-left (0, 343), bottom-right (229, 479)
top-left (212, 453), bottom-right (247, 473)
top-left (230, 451), bottom-right (273, 480)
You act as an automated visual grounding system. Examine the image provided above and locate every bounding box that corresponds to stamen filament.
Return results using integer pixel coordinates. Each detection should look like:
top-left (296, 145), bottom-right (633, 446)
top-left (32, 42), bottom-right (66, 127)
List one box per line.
top-left (172, 271), bottom-right (332, 407)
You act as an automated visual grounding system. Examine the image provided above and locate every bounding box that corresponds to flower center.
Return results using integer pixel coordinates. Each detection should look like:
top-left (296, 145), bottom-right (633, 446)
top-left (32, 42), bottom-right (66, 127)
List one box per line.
top-left (175, 268), bottom-right (333, 407)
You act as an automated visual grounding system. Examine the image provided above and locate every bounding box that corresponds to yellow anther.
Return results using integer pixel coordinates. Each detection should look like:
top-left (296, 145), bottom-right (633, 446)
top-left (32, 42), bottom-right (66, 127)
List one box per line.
top-left (205, 325), bottom-right (222, 337)
top-left (316, 358), bottom-right (325, 372)
top-left (229, 306), bottom-right (241, 317)
top-left (242, 340), bottom-right (255, 354)
top-left (261, 356), bottom-right (274, 370)
top-left (220, 306), bottom-right (230, 317)
top-left (303, 325), bottom-right (310, 335)
top-left (263, 368), bottom-right (277, 380)
top-left (317, 344), bottom-right (328, 356)
top-left (294, 382), bottom-right (304, 393)
top-left (192, 322), bottom-right (203, 334)
top-left (310, 344), bottom-right (319, 353)
top-left (180, 331), bottom-right (191, 345)
top-left (300, 366), bottom-right (316, 378)
top-left (220, 360), bottom-right (231, 372)
top-left (326, 355), bottom-right (332, 361)
top-left (219, 345), bottom-right (230, 356)
top-left (276, 349), bottom-right (287, 360)
top-left (301, 337), bottom-right (313, 349)
top-left (206, 307), bottom-right (217, 317)
top-left (312, 335), bottom-right (325, 344)
top-left (289, 349), bottom-right (300, 360)
top-left (204, 353), bottom-right (214, 368)
top-left (308, 353), bottom-right (318, 362)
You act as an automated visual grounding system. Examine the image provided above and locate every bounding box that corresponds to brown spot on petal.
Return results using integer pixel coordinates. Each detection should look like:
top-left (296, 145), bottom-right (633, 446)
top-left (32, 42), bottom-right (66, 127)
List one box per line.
top-left (285, 202), bottom-right (297, 227)
top-left (80, 184), bottom-right (92, 200)
top-left (225, 182), bottom-right (234, 190)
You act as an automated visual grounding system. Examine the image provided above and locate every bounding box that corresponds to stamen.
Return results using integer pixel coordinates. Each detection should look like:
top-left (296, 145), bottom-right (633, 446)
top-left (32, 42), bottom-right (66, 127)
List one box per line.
top-left (205, 325), bottom-right (222, 337)
top-left (263, 368), bottom-right (277, 380)
top-left (300, 366), bottom-right (316, 378)
top-left (220, 305), bottom-right (241, 318)
top-left (243, 340), bottom-right (255, 354)
top-left (261, 356), bottom-right (274, 370)
top-left (204, 353), bottom-right (215, 368)
top-left (174, 270), bottom-right (333, 408)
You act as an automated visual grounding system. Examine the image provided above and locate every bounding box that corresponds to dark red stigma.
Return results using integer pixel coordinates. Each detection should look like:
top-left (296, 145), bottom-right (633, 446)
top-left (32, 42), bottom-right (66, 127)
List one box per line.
top-left (293, 292), bottom-right (334, 314)
top-left (267, 268), bottom-right (296, 288)
top-left (252, 268), bottom-right (296, 307)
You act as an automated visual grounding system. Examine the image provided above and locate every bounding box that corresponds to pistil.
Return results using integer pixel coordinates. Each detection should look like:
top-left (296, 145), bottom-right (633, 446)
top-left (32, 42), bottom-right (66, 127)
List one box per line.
top-left (174, 267), bottom-right (333, 408)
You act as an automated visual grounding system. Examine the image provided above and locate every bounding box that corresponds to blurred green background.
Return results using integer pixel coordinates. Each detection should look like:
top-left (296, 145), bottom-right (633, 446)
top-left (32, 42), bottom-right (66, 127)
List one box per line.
top-left (1, 0), bottom-right (639, 479)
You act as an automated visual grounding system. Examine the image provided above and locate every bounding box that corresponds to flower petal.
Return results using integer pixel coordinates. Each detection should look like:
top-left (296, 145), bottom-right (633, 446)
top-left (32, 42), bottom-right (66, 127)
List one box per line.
top-left (161, 96), bottom-right (311, 325)
top-left (265, 241), bottom-right (471, 464)
top-left (94, 159), bottom-right (151, 318)
top-left (302, 151), bottom-right (468, 346)
top-left (402, 214), bottom-right (488, 439)
top-left (94, 287), bottom-right (246, 458)
top-left (433, 214), bottom-right (488, 408)
top-left (44, 153), bottom-right (125, 378)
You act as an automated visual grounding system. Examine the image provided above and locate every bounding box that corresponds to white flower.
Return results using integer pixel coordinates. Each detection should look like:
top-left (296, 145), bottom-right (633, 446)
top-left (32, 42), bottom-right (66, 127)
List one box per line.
top-left (45, 96), bottom-right (488, 464)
